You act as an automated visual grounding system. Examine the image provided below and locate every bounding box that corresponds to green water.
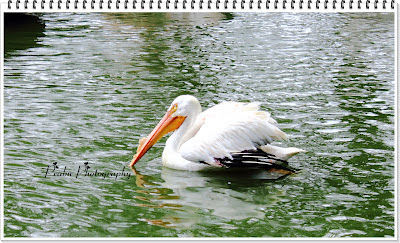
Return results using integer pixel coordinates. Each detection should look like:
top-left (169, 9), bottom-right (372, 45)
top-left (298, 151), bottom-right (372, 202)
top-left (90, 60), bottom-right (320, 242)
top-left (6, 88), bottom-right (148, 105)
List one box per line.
top-left (3, 13), bottom-right (395, 238)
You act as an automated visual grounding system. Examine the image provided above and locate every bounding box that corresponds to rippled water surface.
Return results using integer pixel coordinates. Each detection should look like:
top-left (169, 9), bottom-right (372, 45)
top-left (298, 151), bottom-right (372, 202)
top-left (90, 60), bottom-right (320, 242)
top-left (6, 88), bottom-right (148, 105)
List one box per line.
top-left (3, 13), bottom-right (395, 238)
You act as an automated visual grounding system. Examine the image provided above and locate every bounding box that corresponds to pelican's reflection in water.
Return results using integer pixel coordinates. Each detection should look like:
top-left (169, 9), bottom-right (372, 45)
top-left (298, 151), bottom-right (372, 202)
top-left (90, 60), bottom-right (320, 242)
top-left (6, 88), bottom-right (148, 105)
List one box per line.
top-left (131, 163), bottom-right (290, 228)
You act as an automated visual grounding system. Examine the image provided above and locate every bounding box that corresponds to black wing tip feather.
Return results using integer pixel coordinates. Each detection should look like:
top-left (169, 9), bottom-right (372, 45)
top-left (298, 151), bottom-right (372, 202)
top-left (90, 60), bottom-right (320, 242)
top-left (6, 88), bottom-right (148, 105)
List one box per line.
top-left (214, 149), bottom-right (297, 173)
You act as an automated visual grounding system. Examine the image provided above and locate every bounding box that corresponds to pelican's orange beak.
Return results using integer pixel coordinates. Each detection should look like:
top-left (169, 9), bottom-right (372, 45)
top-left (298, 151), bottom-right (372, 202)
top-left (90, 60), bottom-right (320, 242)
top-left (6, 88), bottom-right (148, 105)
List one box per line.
top-left (130, 104), bottom-right (186, 167)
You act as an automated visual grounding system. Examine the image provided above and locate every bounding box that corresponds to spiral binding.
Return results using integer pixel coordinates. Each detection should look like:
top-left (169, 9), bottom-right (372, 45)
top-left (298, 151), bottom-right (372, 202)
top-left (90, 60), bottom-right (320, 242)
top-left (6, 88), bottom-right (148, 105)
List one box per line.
top-left (6, 0), bottom-right (396, 10)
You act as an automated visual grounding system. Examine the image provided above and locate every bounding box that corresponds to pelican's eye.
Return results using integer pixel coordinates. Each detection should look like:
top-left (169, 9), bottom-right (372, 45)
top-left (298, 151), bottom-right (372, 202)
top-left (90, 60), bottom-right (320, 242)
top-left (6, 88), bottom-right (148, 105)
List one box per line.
top-left (170, 103), bottom-right (178, 113)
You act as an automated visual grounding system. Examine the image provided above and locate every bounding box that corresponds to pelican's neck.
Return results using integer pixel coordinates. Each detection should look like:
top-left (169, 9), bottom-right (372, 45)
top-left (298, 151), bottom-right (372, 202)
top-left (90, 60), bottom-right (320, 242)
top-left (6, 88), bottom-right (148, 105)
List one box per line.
top-left (165, 113), bottom-right (196, 152)
top-left (165, 107), bottom-right (202, 153)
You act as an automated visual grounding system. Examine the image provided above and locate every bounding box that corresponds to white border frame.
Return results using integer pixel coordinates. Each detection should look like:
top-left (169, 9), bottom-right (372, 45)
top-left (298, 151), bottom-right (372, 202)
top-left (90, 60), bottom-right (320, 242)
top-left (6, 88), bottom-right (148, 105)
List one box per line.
top-left (0, 1), bottom-right (398, 242)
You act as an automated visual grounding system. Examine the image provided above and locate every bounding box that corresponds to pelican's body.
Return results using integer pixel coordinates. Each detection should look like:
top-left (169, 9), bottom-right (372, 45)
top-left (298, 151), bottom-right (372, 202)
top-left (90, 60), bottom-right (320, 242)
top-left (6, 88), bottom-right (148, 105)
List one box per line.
top-left (131, 95), bottom-right (304, 172)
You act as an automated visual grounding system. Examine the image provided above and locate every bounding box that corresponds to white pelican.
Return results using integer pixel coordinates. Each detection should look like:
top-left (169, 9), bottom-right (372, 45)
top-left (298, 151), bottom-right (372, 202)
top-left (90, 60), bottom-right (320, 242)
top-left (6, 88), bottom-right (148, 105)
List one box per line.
top-left (130, 95), bottom-right (304, 172)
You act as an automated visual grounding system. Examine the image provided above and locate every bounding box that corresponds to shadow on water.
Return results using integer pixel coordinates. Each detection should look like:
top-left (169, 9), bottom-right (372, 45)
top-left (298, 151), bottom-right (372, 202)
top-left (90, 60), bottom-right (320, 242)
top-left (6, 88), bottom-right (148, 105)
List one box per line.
top-left (4, 13), bottom-right (46, 55)
top-left (129, 164), bottom-right (290, 228)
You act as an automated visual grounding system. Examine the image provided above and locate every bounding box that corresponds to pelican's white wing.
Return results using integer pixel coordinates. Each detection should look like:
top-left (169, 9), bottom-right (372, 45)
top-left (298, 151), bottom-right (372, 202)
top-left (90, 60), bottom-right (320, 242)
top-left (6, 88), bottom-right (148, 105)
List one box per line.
top-left (179, 101), bottom-right (287, 166)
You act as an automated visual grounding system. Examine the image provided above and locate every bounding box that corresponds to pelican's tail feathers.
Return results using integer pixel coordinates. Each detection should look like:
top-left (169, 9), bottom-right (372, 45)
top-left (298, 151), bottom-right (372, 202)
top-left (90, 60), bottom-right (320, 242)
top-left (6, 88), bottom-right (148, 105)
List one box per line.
top-left (260, 144), bottom-right (306, 161)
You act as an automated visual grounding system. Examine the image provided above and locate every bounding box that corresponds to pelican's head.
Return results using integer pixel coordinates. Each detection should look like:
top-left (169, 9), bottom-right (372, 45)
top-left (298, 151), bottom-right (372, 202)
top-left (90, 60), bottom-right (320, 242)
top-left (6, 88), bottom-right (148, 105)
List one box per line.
top-left (130, 95), bottom-right (201, 167)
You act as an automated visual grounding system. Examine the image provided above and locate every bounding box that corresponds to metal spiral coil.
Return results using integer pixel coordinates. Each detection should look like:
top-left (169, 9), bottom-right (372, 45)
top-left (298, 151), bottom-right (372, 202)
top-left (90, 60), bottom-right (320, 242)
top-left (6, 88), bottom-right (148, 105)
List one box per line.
top-left (7, 0), bottom-right (396, 9)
